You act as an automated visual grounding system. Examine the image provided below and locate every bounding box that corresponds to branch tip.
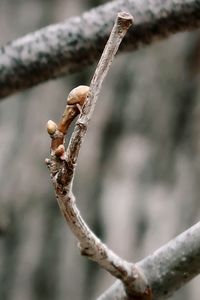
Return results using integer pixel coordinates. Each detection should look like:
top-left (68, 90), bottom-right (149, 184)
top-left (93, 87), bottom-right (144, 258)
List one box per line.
top-left (117, 11), bottom-right (134, 27)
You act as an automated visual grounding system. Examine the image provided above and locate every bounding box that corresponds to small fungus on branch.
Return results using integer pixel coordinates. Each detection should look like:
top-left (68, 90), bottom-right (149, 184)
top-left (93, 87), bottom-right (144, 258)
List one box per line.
top-left (46, 12), bottom-right (151, 299)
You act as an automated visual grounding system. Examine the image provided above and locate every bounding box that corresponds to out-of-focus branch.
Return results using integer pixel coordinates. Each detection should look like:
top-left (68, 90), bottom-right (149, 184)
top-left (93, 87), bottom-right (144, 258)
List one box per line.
top-left (46, 12), bottom-right (152, 299)
top-left (1, 0), bottom-right (200, 99)
top-left (98, 221), bottom-right (200, 300)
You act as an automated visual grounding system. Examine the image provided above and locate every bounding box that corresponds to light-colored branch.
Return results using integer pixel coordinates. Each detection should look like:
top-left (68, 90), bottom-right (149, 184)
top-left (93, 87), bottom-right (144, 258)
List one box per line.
top-left (46, 12), bottom-right (151, 299)
top-left (67, 12), bottom-right (133, 166)
top-left (1, 0), bottom-right (200, 99)
top-left (98, 221), bottom-right (200, 300)
top-left (46, 9), bottom-right (200, 300)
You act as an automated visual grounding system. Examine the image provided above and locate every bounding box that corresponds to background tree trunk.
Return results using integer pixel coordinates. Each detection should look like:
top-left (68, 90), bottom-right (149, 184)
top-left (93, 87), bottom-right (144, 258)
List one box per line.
top-left (0, 1), bottom-right (199, 300)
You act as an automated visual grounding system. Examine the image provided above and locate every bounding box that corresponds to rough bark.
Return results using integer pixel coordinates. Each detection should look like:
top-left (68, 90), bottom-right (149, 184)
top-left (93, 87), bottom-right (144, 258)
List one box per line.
top-left (1, 0), bottom-right (200, 99)
top-left (98, 221), bottom-right (200, 300)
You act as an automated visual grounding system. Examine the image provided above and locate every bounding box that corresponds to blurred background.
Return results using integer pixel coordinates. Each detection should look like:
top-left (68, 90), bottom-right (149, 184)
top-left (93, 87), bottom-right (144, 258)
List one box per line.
top-left (0, 1), bottom-right (200, 299)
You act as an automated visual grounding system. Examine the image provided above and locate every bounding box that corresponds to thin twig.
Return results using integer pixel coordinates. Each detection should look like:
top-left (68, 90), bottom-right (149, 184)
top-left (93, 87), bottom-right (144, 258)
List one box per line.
top-left (46, 12), bottom-right (152, 299)
top-left (67, 11), bottom-right (134, 167)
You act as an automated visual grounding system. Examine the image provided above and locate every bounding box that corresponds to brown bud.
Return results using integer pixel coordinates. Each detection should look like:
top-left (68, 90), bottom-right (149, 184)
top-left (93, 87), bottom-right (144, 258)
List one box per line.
top-left (47, 120), bottom-right (57, 135)
top-left (55, 144), bottom-right (65, 157)
top-left (67, 85), bottom-right (89, 107)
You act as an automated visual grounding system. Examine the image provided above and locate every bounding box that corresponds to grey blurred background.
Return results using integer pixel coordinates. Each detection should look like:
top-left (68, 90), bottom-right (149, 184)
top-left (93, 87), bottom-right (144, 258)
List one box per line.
top-left (0, 1), bottom-right (200, 299)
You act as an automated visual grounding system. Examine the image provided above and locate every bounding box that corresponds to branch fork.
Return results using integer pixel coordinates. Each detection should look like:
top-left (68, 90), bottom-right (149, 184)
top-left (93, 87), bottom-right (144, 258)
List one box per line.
top-left (46, 12), bottom-right (151, 299)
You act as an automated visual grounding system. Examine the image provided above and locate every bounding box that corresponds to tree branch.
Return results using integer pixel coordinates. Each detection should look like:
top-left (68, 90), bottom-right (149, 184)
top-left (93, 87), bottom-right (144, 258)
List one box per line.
top-left (46, 12), bottom-right (152, 299)
top-left (1, 0), bottom-right (200, 99)
top-left (98, 221), bottom-right (200, 300)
